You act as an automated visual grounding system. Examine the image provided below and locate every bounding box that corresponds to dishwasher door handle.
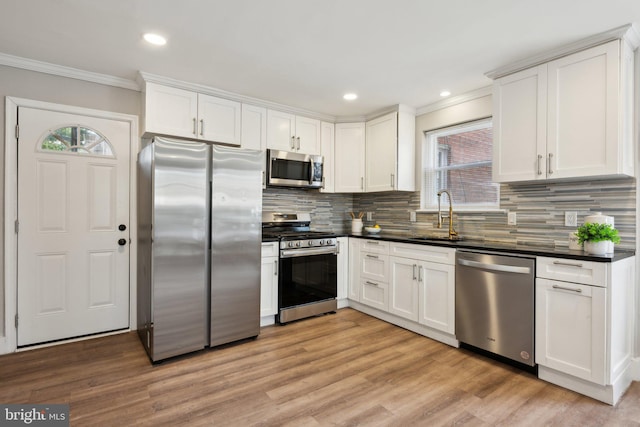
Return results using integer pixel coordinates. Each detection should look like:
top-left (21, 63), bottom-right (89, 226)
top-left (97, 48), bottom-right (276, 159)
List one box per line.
top-left (458, 258), bottom-right (532, 274)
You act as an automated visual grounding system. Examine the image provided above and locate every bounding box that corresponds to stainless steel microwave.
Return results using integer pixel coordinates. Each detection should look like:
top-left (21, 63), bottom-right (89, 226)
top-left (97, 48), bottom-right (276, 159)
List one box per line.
top-left (266, 149), bottom-right (324, 189)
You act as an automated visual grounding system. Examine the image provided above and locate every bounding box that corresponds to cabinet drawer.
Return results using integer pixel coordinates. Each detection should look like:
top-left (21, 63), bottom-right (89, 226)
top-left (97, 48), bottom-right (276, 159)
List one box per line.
top-left (360, 278), bottom-right (388, 311)
top-left (361, 253), bottom-right (389, 282)
top-left (390, 242), bottom-right (455, 265)
top-left (537, 257), bottom-right (607, 287)
top-left (261, 242), bottom-right (279, 258)
top-left (360, 239), bottom-right (389, 254)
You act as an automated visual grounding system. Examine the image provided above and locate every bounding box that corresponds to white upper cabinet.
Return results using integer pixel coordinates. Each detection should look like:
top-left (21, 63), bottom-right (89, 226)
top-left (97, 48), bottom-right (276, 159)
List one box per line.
top-left (143, 82), bottom-right (241, 145)
top-left (365, 109), bottom-right (416, 192)
top-left (366, 113), bottom-right (398, 192)
top-left (241, 104), bottom-right (267, 151)
top-left (493, 39), bottom-right (635, 182)
top-left (334, 123), bottom-right (366, 193)
top-left (266, 110), bottom-right (321, 155)
top-left (320, 122), bottom-right (335, 193)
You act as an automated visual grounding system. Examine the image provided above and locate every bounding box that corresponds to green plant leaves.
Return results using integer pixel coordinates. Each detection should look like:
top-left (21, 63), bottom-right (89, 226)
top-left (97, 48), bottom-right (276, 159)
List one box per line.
top-left (576, 223), bottom-right (620, 244)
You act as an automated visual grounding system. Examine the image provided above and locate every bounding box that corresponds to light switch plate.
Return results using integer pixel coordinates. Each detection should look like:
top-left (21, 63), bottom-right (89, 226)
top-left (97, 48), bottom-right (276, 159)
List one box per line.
top-left (366, 212), bottom-right (373, 221)
top-left (565, 211), bottom-right (577, 227)
top-left (507, 212), bottom-right (517, 225)
top-left (409, 211), bottom-right (416, 222)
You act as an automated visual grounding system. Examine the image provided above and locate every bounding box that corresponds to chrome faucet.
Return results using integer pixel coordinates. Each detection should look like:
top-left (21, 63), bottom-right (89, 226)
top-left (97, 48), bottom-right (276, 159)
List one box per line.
top-left (437, 189), bottom-right (458, 240)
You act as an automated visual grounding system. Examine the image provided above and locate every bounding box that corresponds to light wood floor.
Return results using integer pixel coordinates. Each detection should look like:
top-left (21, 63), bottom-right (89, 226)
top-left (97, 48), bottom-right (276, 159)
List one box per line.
top-left (1, 308), bottom-right (639, 426)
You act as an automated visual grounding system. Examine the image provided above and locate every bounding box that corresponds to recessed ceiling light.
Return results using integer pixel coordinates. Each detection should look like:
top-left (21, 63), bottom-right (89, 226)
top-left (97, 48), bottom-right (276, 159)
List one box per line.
top-left (343, 93), bottom-right (358, 101)
top-left (143, 33), bottom-right (167, 46)
top-left (440, 90), bottom-right (451, 97)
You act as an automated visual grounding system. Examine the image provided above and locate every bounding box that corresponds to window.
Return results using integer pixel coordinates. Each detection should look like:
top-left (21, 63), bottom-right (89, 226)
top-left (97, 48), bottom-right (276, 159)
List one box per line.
top-left (421, 118), bottom-right (499, 210)
top-left (41, 126), bottom-right (114, 157)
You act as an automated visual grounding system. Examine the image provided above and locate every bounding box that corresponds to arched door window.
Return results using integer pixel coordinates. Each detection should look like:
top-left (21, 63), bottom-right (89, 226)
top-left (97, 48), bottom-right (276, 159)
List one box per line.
top-left (40, 126), bottom-right (115, 157)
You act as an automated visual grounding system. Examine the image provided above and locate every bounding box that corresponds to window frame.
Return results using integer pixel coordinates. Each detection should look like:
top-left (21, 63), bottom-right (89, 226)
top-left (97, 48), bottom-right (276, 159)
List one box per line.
top-left (419, 117), bottom-right (501, 212)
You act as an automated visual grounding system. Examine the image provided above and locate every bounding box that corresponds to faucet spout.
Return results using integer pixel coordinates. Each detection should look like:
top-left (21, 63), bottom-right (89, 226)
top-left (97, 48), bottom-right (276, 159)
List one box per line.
top-left (436, 189), bottom-right (458, 239)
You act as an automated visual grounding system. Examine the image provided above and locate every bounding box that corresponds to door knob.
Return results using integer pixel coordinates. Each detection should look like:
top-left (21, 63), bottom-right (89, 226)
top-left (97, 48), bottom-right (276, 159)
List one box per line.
top-left (118, 238), bottom-right (127, 246)
top-left (119, 224), bottom-right (127, 231)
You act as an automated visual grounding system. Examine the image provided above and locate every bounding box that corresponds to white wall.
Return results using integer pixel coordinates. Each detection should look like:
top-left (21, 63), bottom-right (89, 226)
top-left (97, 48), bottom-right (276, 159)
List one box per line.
top-left (0, 64), bottom-right (140, 339)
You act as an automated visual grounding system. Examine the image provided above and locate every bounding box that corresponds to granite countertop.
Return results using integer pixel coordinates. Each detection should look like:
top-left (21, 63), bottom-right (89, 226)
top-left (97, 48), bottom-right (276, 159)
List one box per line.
top-left (347, 232), bottom-right (635, 263)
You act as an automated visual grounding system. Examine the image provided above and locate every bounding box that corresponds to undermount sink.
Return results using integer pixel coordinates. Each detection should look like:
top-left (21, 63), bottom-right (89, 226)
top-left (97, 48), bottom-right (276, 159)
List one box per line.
top-left (410, 235), bottom-right (464, 242)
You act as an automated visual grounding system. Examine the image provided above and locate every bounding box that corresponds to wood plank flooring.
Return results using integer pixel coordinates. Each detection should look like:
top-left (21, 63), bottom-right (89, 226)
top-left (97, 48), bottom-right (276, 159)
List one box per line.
top-left (1, 308), bottom-right (639, 426)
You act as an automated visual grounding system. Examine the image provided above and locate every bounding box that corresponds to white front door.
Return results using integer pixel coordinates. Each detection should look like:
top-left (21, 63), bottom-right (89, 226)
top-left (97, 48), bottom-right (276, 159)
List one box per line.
top-left (17, 106), bottom-right (131, 346)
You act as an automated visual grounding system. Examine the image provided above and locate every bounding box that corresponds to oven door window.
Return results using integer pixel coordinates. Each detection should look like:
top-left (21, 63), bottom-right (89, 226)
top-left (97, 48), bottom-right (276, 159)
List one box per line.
top-left (271, 158), bottom-right (310, 181)
top-left (279, 252), bottom-right (337, 309)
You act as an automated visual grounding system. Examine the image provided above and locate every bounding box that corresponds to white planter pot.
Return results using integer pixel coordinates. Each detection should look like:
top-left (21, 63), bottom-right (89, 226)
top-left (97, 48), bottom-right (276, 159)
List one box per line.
top-left (584, 240), bottom-right (611, 255)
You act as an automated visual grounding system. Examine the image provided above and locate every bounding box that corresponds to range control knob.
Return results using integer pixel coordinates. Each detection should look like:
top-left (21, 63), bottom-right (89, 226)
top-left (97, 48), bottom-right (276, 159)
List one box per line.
top-left (288, 242), bottom-right (295, 248)
top-left (319, 240), bottom-right (324, 246)
top-left (308, 240), bottom-right (313, 247)
top-left (296, 241), bottom-right (301, 247)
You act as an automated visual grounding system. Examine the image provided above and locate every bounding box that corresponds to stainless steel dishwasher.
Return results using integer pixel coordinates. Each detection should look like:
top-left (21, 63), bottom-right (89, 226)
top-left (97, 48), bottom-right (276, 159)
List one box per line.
top-left (455, 250), bottom-right (536, 366)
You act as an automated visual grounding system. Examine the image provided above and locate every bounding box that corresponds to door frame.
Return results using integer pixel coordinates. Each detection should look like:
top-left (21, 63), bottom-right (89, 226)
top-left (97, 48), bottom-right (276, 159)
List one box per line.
top-left (2, 97), bottom-right (139, 354)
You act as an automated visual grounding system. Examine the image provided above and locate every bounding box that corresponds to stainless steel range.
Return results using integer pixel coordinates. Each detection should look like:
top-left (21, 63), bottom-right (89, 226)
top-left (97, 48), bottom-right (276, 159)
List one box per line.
top-left (262, 212), bottom-right (338, 324)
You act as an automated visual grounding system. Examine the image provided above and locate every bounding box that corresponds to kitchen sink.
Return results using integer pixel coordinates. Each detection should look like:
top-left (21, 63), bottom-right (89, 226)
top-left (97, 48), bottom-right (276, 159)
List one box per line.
top-left (410, 235), bottom-right (464, 242)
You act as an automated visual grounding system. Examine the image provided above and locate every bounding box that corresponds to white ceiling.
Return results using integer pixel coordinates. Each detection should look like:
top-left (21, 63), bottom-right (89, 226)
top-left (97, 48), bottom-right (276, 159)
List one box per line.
top-left (2, 0), bottom-right (640, 117)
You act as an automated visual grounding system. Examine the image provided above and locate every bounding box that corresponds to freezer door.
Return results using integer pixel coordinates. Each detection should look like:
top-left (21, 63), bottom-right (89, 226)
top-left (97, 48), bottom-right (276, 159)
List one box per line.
top-left (210, 145), bottom-right (262, 347)
top-left (152, 137), bottom-right (209, 361)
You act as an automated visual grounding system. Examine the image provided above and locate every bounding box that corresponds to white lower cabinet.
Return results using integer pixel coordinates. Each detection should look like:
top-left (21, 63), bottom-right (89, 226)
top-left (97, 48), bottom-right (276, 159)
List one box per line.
top-left (349, 239), bottom-right (456, 346)
top-left (260, 242), bottom-right (279, 325)
top-left (535, 255), bottom-right (635, 405)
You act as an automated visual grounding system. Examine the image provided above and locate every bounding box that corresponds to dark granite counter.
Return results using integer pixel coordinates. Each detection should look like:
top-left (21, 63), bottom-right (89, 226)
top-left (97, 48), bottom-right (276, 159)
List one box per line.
top-left (347, 232), bottom-right (634, 263)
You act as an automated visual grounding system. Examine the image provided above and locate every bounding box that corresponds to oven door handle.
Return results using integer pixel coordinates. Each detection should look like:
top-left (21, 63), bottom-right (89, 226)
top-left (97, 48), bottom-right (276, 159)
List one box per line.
top-left (281, 247), bottom-right (337, 258)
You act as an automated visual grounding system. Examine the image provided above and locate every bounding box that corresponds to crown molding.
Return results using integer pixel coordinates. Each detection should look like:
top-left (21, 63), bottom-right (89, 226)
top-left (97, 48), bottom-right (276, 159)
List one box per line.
top-left (485, 23), bottom-right (639, 80)
top-left (415, 86), bottom-right (492, 116)
top-left (138, 71), bottom-right (337, 123)
top-left (0, 52), bottom-right (140, 91)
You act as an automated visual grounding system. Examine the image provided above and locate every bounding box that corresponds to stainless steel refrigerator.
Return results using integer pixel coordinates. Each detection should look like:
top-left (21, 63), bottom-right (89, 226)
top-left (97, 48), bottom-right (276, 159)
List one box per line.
top-left (137, 137), bottom-right (262, 362)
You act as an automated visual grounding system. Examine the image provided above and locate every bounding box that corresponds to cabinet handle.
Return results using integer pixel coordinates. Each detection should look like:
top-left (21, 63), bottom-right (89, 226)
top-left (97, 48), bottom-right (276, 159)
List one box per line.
top-left (548, 153), bottom-right (553, 175)
top-left (200, 119), bottom-right (204, 136)
top-left (537, 154), bottom-right (543, 176)
top-left (366, 241), bottom-right (379, 245)
top-left (290, 136), bottom-right (295, 150)
top-left (413, 264), bottom-right (417, 280)
top-left (552, 260), bottom-right (583, 268)
top-left (193, 118), bottom-right (197, 135)
top-left (365, 281), bottom-right (379, 287)
top-left (366, 254), bottom-right (379, 259)
top-left (391, 174), bottom-right (395, 188)
top-left (418, 266), bottom-right (423, 282)
top-left (361, 177), bottom-right (364, 190)
top-left (274, 260), bottom-right (278, 276)
top-left (296, 136), bottom-right (301, 150)
top-left (552, 284), bottom-right (582, 293)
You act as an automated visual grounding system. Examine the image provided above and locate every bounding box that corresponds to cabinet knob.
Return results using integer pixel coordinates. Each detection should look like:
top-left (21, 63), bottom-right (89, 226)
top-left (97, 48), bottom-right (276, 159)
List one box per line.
top-left (118, 238), bottom-right (127, 246)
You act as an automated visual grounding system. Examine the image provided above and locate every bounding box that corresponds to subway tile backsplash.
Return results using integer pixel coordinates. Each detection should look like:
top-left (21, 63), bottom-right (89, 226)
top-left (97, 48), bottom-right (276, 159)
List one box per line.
top-left (263, 178), bottom-right (636, 250)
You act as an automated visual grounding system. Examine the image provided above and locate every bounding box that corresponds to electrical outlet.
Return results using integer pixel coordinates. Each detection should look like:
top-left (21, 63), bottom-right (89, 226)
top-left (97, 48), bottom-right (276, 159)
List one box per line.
top-left (565, 211), bottom-right (577, 227)
top-left (409, 211), bottom-right (416, 222)
top-left (366, 212), bottom-right (373, 221)
top-left (507, 212), bottom-right (517, 225)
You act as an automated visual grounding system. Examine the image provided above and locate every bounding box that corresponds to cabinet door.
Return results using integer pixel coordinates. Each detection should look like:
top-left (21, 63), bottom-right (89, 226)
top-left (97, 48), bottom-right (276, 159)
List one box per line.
top-left (535, 278), bottom-right (606, 384)
top-left (267, 110), bottom-right (296, 151)
top-left (241, 104), bottom-right (267, 151)
top-left (145, 82), bottom-right (198, 139)
top-left (389, 257), bottom-right (419, 321)
top-left (334, 123), bottom-right (365, 193)
top-left (320, 121), bottom-right (335, 193)
top-left (295, 116), bottom-right (321, 154)
top-left (366, 112), bottom-right (397, 192)
top-left (418, 262), bottom-right (455, 334)
top-left (260, 256), bottom-right (278, 317)
top-left (492, 65), bottom-right (547, 182)
top-left (547, 41), bottom-right (619, 179)
top-left (348, 238), bottom-right (361, 301)
top-left (197, 94), bottom-right (241, 145)
top-left (337, 237), bottom-right (349, 300)
top-left (360, 279), bottom-right (388, 311)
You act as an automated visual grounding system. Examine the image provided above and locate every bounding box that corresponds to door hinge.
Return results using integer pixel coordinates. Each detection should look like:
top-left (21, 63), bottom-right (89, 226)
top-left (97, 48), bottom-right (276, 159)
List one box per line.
top-left (15, 124), bottom-right (19, 140)
top-left (14, 220), bottom-right (19, 234)
top-left (15, 314), bottom-right (18, 328)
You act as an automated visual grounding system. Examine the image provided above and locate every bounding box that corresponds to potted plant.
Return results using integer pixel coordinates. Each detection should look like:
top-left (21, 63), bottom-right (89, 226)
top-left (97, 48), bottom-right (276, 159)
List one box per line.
top-left (576, 222), bottom-right (620, 255)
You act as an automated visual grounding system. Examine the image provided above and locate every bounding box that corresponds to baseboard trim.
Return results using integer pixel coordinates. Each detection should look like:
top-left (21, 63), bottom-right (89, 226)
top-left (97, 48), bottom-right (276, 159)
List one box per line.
top-left (631, 357), bottom-right (640, 381)
top-left (348, 300), bottom-right (459, 348)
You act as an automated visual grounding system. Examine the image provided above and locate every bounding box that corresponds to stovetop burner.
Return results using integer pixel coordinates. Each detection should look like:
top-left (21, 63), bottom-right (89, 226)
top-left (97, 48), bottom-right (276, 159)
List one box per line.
top-left (262, 211), bottom-right (337, 242)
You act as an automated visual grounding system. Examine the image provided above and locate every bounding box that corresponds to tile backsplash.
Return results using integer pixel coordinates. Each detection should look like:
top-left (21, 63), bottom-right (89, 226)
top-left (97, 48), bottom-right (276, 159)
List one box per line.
top-left (263, 178), bottom-right (636, 250)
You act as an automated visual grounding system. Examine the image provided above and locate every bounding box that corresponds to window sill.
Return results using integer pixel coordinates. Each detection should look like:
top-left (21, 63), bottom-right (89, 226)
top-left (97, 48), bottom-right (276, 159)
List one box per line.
top-left (417, 207), bottom-right (506, 214)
